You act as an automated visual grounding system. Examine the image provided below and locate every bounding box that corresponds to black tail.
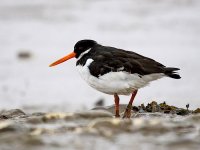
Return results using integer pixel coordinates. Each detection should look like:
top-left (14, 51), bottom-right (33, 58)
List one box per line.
top-left (164, 67), bottom-right (181, 79)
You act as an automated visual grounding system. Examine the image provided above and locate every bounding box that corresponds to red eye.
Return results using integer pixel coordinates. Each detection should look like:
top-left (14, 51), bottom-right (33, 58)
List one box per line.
top-left (79, 47), bottom-right (83, 50)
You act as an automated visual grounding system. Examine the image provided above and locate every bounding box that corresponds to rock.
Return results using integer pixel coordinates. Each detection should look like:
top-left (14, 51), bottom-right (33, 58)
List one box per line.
top-left (146, 103), bottom-right (152, 112)
top-left (145, 101), bottom-right (161, 113)
top-left (17, 51), bottom-right (32, 59)
top-left (151, 101), bottom-right (161, 112)
top-left (94, 98), bottom-right (105, 107)
top-left (0, 109), bottom-right (26, 119)
top-left (176, 109), bottom-right (190, 116)
top-left (138, 104), bottom-right (146, 113)
top-left (132, 106), bottom-right (139, 112)
top-left (140, 103), bottom-right (146, 110)
top-left (193, 108), bottom-right (200, 114)
top-left (159, 102), bottom-right (177, 114)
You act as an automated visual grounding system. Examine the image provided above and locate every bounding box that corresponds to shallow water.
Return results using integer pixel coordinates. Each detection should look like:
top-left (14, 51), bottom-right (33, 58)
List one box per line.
top-left (0, 0), bottom-right (200, 111)
top-left (0, 106), bottom-right (200, 150)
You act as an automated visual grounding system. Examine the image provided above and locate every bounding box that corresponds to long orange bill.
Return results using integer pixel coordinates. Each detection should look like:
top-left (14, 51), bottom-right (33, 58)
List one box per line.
top-left (49, 52), bottom-right (76, 67)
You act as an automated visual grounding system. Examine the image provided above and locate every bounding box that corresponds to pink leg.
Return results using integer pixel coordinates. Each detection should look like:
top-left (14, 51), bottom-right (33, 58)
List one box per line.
top-left (123, 90), bottom-right (138, 118)
top-left (114, 93), bottom-right (120, 118)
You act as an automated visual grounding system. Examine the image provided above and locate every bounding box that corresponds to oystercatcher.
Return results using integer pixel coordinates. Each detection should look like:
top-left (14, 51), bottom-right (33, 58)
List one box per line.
top-left (50, 40), bottom-right (181, 118)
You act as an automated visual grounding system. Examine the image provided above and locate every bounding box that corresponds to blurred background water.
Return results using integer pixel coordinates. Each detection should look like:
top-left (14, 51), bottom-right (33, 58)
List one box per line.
top-left (0, 0), bottom-right (199, 112)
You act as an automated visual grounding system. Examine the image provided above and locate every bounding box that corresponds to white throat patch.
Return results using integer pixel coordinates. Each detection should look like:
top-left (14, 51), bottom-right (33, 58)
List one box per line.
top-left (77, 48), bottom-right (91, 61)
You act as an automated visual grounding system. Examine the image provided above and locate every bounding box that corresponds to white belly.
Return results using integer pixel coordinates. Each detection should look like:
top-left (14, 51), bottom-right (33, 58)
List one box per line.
top-left (76, 59), bottom-right (164, 95)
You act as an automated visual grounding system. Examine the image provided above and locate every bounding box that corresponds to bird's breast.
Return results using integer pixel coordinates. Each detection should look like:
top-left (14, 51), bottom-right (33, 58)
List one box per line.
top-left (76, 58), bottom-right (164, 95)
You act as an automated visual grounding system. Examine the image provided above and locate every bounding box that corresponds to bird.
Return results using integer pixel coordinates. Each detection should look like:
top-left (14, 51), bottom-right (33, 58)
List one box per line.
top-left (49, 39), bottom-right (181, 118)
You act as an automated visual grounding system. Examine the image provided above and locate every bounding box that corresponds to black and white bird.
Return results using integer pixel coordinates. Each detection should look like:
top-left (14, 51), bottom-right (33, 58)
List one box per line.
top-left (50, 40), bottom-right (181, 118)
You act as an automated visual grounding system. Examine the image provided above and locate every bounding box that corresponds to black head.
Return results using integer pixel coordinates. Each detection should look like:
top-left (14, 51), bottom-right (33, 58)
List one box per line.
top-left (74, 39), bottom-right (97, 58)
top-left (49, 39), bottom-right (97, 67)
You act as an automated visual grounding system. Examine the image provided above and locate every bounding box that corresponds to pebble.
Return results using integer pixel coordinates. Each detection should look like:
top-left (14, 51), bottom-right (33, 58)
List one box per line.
top-left (17, 51), bottom-right (32, 59)
top-left (194, 108), bottom-right (200, 114)
top-left (0, 102), bottom-right (200, 150)
top-left (0, 109), bottom-right (26, 119)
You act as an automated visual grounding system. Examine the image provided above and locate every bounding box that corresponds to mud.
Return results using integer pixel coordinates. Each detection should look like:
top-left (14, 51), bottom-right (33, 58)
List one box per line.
top-left (0, 102), bottom-right (200, 150)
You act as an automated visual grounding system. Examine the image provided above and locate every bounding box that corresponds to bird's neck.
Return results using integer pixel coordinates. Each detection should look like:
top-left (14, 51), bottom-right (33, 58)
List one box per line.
top-left (76, 48), bottom-right (92, 66)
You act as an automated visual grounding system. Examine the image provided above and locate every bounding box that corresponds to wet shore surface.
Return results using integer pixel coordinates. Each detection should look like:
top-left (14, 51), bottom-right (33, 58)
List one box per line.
top-left (0, 1), bottom-right (199, 149)
top-left (1, 102), bottom-right (200, 150)
top-left (1, 0), bottom-right (200, 110)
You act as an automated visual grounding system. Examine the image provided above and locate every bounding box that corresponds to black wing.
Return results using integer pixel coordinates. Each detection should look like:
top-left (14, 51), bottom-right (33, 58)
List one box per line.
top-left (82, 45), bottom-right (180, 79)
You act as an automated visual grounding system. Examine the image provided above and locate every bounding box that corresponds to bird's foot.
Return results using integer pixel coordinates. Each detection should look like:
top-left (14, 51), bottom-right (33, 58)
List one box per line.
top-left (123, 104), bottom-right (132, 118)
top-left (115, 114), bottom-right (120, 118)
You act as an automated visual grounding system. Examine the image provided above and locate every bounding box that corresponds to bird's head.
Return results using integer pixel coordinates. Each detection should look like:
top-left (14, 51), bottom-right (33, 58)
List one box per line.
top-left (49, 39), bottom-right (97, 67)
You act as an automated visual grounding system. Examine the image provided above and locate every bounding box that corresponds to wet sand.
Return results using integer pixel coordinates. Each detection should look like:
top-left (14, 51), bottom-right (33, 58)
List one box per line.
top-left (0, 0), bottom-right (200, 110)
top-left (1, 102), bottom-right (200, 150)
